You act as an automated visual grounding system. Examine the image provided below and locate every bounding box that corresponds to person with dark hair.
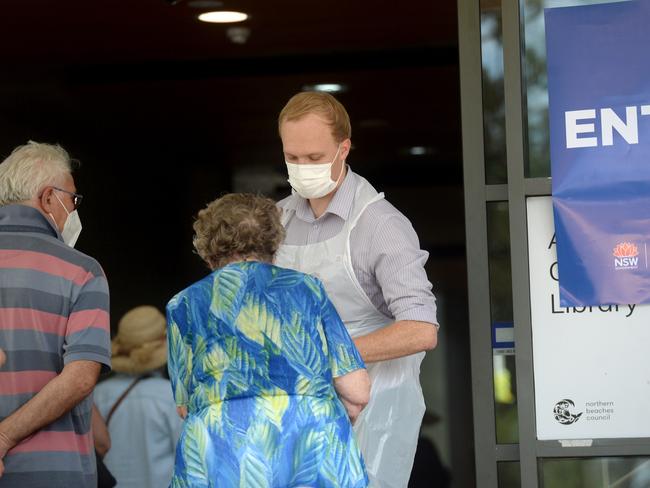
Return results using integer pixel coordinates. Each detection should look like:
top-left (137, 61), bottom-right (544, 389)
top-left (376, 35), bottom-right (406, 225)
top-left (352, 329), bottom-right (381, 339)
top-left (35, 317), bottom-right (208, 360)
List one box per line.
top-left (167, 193), bottom-right (370, 487)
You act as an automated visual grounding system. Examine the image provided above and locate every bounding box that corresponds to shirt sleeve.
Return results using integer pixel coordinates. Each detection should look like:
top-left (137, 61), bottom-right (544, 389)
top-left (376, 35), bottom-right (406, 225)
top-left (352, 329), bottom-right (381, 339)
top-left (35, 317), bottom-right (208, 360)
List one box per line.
top-left (369, 211), bottom-right (439, 326)
top-left (63, 268), bottom-right (111, 373)
top-left (166, 294), bottom-right (193, 407)
top-left (319, 282), bottom-right (366, 378)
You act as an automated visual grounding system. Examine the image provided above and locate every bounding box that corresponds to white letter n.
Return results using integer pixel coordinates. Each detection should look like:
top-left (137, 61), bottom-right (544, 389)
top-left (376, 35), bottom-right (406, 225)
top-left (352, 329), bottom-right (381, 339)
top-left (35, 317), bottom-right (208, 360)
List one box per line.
top-left (601, 106), bottom-right (639, 146)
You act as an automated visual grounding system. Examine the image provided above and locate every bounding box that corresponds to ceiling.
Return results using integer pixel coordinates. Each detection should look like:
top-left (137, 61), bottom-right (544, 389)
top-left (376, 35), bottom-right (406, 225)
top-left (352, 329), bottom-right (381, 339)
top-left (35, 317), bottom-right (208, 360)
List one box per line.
top-left (0, 0), bottom-right (460, 179)
top-left (1, 0), bottom-right (457, 64)
top-left (0, 0), bottom-right (464, 316)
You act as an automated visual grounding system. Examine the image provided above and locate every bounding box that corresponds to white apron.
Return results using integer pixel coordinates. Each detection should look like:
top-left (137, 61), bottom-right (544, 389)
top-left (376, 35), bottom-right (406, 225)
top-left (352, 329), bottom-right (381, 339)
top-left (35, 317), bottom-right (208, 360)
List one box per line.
top-left (275, 176), bottom-right (426, 488)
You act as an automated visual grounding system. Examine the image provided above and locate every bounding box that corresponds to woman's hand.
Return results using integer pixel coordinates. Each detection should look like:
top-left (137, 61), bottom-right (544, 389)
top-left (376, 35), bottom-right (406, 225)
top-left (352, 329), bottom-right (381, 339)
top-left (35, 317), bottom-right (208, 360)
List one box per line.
top-left (176, 406), bottom-right (188, 419)
top-left (339, 397), bottom-right (362, 425)
top-left (333, 369), bottom-right (371, 423)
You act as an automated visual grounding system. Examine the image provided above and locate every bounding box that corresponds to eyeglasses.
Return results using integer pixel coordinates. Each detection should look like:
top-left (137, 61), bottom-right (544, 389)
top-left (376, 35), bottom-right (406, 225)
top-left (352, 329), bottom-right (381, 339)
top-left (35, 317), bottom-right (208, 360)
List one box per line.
top-left (52, 187), bottom-right (83, 210)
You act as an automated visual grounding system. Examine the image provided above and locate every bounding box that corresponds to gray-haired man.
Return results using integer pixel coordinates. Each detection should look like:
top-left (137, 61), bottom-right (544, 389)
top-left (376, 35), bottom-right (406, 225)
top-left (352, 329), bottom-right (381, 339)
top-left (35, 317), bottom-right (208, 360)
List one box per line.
top-left (0, 141), bottom-right (111, 486)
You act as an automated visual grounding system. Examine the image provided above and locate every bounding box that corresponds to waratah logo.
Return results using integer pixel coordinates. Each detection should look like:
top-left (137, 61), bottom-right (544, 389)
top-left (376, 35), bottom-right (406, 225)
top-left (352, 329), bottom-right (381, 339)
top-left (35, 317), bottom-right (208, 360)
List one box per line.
top-left (613, 242), bottom-right (639, 269)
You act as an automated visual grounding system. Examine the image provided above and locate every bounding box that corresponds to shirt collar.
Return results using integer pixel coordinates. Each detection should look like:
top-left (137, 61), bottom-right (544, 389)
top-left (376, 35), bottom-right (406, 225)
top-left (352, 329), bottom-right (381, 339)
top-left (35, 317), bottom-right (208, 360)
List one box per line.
top-left (0, 204), bottom-right (61, 239)
top-left (294, 166), bottom-right (357, 223)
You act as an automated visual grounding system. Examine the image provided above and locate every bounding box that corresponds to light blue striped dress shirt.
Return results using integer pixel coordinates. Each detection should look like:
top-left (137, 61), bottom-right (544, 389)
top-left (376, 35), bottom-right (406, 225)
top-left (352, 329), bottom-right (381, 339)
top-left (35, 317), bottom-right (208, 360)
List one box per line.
top-left (277, 168), bottom-right (438, 326)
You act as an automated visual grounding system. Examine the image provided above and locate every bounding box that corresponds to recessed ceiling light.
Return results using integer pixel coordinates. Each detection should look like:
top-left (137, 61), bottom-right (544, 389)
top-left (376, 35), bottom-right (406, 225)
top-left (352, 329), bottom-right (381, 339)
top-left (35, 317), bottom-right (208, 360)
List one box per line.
top-left (302, 83), bottom-right (347, 93)
top-left (408, 146), bottom-right (435, 156)
top-left (409, 146), bottom-right (428, 156)
top-left (198, 11), bottom-right (248, 23)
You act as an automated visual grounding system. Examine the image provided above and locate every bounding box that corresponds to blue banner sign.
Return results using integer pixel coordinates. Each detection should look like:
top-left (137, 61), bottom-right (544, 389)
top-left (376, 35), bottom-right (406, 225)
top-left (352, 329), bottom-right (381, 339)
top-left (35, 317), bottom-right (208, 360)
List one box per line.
top-left (546, 0), bottom-right (650, 306)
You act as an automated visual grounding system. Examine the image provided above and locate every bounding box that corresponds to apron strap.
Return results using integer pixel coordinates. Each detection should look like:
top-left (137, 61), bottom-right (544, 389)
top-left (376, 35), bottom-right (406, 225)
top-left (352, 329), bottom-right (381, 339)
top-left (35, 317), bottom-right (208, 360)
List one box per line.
top-left (346, 192), bottom-right (385, 232)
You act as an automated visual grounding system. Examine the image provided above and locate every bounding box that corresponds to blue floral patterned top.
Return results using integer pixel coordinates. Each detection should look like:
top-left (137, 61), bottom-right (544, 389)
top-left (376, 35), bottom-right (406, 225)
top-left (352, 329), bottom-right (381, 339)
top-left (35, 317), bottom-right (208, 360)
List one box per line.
top-left (166, 261), bottom-right (368, 488)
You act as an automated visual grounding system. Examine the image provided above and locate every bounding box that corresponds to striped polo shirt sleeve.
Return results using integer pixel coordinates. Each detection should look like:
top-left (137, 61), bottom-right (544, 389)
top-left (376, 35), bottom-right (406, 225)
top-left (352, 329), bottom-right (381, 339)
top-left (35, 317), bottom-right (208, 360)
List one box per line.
top-left (63, 258), bottom-right (111, 370)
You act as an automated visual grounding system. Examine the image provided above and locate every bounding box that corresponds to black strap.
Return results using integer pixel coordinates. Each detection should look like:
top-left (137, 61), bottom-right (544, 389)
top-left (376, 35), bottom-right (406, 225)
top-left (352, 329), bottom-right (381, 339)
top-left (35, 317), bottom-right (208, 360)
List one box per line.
top-left (106, 375), bottom-right (151, 426)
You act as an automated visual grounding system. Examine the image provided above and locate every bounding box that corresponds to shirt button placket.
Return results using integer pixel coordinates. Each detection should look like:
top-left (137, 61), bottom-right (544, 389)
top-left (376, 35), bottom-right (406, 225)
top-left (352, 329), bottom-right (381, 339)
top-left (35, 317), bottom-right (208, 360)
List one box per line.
top-left (309, 222), bottom-right (320, 244)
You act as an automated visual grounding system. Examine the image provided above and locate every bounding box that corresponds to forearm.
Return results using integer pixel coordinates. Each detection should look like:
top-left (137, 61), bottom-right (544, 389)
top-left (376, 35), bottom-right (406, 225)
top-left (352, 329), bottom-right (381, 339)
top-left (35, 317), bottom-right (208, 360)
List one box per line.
top-left (0, 361), bottom-right (100, 450)
top-left (353, 320), bottom-right (437, 363)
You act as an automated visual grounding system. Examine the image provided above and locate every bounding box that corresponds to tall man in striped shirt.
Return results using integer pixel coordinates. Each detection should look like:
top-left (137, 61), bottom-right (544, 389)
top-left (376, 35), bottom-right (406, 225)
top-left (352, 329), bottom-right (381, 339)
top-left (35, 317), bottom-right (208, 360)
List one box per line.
top-left (275, 91), bottom-right (439, 487)
top-left (0, 142), bottom-right (111, 487)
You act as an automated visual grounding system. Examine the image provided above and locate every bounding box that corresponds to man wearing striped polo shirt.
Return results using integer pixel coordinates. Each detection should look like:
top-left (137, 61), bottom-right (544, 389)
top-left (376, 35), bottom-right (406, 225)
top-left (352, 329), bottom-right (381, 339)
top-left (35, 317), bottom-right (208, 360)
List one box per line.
top-left (0, 141), bottom-right (111, 487)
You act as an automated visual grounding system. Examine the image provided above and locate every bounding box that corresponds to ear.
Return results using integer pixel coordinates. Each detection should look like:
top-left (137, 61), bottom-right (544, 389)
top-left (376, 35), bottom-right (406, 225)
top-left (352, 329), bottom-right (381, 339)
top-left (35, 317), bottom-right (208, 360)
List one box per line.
top-left (340, 138), bottom-right (352, 161)
top-left (39, 186), bottom-right (56, 213)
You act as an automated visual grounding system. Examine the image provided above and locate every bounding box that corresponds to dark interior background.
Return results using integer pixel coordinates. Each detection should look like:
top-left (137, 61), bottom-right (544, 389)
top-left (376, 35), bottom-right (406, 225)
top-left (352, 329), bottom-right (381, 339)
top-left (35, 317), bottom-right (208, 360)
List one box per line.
top-left (0, 1), bottom-right (472, 485)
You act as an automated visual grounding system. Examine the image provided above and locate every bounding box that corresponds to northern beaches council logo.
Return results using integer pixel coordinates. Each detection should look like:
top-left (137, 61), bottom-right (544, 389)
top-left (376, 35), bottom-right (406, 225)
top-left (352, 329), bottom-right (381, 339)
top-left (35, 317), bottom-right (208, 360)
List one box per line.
top-left (553, 399), bottom-right (583, 425)
top-left (613, 242), bottom-right (640, 270)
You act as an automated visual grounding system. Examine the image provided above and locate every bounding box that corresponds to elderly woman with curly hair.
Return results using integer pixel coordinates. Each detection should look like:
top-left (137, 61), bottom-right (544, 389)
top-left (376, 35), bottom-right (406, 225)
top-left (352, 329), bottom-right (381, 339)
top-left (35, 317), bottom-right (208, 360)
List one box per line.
top-left (166, 193), bottom-right (370, 488)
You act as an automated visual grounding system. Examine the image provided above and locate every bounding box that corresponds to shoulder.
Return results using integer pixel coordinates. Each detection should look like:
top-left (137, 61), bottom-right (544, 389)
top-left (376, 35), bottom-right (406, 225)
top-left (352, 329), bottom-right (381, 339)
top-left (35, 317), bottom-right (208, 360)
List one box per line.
top-left (167, 273), bottom-right (213, 312)
top-left (94, 375), bottom-right (131, 400)
top-left (276, 194), bottom-right (292, 209)
top-left (136, 377), bottom-right (175, 399)
top-left (276, 193), bottom-right (301, 212)
top-left (356, 197), bottom-right (413, 233)
top-left (268, 264), bottom-right (325, 298)
top-left (70, 248), bottom-right (107, 280)
top-left (19, 232), bottom-right (107, 279)
top-left (269, 263), bottom-right (308, 283)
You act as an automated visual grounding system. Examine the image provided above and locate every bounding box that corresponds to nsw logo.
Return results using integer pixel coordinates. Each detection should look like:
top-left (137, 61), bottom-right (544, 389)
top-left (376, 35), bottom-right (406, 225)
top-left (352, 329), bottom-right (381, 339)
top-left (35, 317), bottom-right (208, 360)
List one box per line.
top-left (613, 242), bottom-right (639, 270)
top-left (553, 399), bottom-right (582, 425)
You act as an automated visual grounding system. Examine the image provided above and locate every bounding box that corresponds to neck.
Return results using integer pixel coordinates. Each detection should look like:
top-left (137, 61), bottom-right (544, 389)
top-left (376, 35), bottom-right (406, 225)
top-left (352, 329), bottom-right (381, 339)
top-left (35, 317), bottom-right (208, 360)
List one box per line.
top-left (309, 192), bottom-right (335, 219)
top-left (222, 254), bottom-right (267, 267)
top-left (308, 165), bottom-right (347, 219)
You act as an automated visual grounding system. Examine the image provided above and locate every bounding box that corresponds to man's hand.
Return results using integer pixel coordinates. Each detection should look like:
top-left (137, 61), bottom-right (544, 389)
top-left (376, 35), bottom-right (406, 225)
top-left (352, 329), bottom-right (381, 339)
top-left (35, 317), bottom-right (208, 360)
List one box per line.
top-left (0, 351), bottom-right (11, 478)
top-left (0, 430), bottom-right (16, 478)
top-left (0, 361), bottom-right (100, 455)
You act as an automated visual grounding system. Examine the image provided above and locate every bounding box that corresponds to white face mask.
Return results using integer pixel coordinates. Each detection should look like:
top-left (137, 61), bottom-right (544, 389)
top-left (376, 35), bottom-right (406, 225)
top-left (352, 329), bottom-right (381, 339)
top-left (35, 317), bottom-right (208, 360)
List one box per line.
top-left (50, 192), bottom-right (82, 248)
top-left (285, 145), bottom-right (345, 199)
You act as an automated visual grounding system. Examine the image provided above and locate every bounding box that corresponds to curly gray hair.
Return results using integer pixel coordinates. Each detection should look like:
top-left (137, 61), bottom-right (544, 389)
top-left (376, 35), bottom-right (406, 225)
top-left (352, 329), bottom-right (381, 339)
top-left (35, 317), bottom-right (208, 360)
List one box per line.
top-left (193, 193), bottom-right (285, 269)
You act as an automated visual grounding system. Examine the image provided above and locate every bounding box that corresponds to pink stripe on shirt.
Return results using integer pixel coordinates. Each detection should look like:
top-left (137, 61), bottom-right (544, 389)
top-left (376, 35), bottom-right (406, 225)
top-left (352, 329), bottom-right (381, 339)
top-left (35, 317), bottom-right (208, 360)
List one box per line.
top-left (9, 430), bottom-right (92, 455)
top-left (0, 307), bottom-right (67, 335)
top-left (0, 370), bottom-right (58, 394)
top-left (66, 309), bottom-right (110, 336)
top-left (0, 249), bottom-right (94, 286)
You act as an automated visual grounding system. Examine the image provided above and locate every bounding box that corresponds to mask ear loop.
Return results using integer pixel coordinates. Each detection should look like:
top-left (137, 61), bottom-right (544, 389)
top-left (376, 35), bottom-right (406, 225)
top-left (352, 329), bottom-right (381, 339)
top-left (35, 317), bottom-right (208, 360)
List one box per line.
top-left (332, 144), bottom-right (346, 186)
top-left (52, 191), bottom-right (71, 216)
top-left (48, 191), bottom-right (71, 232)
top-left (48, 212), bottom-right (58, 227)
